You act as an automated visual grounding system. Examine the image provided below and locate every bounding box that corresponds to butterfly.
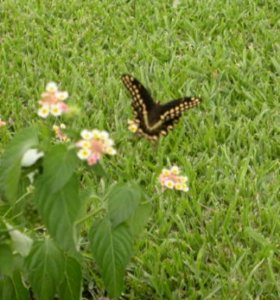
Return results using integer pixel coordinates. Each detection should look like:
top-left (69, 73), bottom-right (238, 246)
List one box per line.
top-left (121, 74), bottom-right (202, 140)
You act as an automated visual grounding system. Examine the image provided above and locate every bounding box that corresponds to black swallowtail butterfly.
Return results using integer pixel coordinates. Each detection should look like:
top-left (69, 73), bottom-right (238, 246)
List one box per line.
top-left (121, 74), bottom-right (202, 140)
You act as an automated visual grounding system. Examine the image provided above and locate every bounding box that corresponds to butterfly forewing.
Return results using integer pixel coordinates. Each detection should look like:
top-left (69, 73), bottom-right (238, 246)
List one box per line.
top-left (121, 74), bottom-right (155, 111)
top-left (121, 74), bottom-right (202, 139)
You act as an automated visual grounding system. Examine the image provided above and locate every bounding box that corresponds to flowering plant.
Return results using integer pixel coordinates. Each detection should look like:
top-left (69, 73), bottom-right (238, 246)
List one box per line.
top-left (0, 82), bottom-right (190, 300)
top-left (0, 125), bottom-right (151, 300)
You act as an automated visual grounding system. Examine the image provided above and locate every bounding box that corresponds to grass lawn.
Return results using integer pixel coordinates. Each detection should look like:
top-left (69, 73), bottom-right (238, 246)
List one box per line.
top-left (0, 0), bottom-right (279, 299)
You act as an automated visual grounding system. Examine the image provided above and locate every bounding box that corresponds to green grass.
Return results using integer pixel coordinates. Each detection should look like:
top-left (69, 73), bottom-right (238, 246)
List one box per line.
top-left (1, 0), bottom-right (279, 299)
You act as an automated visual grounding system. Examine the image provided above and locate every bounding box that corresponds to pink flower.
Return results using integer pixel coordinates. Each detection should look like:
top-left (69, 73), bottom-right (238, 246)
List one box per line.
top-left (87, 153), bottom-right (101, 165)
top-left (0, 119), bottom-right (7, 127)
top-left (159, 166), bottom-right (189, 192)
top-left (58, 102), bottom-right (69, 113)
top-left (76, 129), bottom-right (116, 166)
top-left (37, 82), bottom-right (70, 118)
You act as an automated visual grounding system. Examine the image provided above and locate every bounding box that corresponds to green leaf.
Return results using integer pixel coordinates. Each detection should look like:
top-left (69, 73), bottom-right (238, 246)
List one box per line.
top-left (0, 276), bottom-right (14, 300)
top-left (0, 272), bottom-right (29, 300)
top-left (25, 239), bottom-right (65, 300)
top-left (127, 202), bottom-right (151, 237)
top-left (0, 244), bottom-right (14, 276)
top-left (89, 218), bottom-right (133, 298)
top-left (0, 127), bottom-right (39, 202)
top-left (35, 175), bottom-right (81, 251)
top-left (42, 144), bottom-right (79, 193)
top-left (12, 270), bottom-right (29, 300)
top-left (108, 183), bottom-right (142, 228)
top-left (245, 227), bottom-right (272, 247)
top-left (58, 256), bottom-right (82, 300)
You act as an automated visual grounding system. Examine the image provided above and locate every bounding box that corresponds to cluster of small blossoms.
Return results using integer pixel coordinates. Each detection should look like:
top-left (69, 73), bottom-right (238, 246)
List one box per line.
top-left (127, 119), bottom-right (139, 133)
top-left (159, 166), bottom-right (189, 192)
top-left (76, 129), bottom-right (116, 166)
top-left (0, 118), bottom-right (6, 127)
top-left (53, 123), bottom-right (69, 142)
top-left (38, 82), bottom-right (69, 118)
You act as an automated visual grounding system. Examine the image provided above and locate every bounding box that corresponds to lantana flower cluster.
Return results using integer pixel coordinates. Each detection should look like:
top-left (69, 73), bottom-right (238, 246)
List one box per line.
top-left (76, 129), bottom-right (116, 166)
top-left (127, 119), bottom-right (139, 133)
top-left (159, 166), bottom-right (189, 192)
top-left (38, 82), bottom-right (69, 118)
top-left (53, 123), bottom-right (69, 142)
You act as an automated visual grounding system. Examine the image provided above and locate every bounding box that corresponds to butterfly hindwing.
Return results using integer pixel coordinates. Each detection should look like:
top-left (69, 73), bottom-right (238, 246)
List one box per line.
top-left (160, 97), bottom-right (202, 122)
top-left (121, 74), bottom-right (202, 140)
top-left (157, 97), bottom-right (202, 135)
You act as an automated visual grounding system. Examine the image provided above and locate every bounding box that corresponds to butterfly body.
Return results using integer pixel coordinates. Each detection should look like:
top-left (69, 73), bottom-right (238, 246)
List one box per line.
top-left (122, 74), bottom-right (202, 140)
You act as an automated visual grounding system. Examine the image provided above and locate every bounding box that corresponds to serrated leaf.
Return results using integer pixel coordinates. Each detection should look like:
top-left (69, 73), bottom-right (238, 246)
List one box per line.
top-left (108, 183), bottom-right (142, 227)
top-left (58, 256), bottom-right (82, 300)
top-left (42, 145), bottom-right (79, 193)
top-left (0, 127), bottom-right (38, 202)
top-left (127, 202), bottom-right (151, 237)
top-left (35, 175), bottom-right (81, 251)
top-left (89, 218), bottom-right (133, 298)
top-left (25, 239), bottom-right (65, 300)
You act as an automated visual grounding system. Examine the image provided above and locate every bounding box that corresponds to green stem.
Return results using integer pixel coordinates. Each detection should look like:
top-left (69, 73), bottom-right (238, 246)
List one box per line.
top-left (75, 206), bottom-right (105, 226)
top-left (3, 190), bottom-right (32, 218)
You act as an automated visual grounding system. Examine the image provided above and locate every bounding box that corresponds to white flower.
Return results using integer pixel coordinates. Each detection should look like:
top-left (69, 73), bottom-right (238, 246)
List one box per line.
top-left (46, 82), bottom-right (58, 93)
top-left (165, 180), bottom-right (174, 189)
top-left (105, 138), bottom-right (114, 147)
top-left (76, 140), bottom-right (91, 148)
top-left (57, 91), bottom-right (69, 101)
top-left (92, 129), bottom-right (101, 139)
top-left (50, 104), bottom-right (63, 116)
top-left (38, 105), bottom-right (50, 118)
top-left (180, 176), bottom-right (188, 183)
top-left (161, 168), bottom-right (170, 176)
top-left (106, 147), bottom-right (117, 155)
top-left (81, 129), bottom-right (93, 140)
top-left (100, 130), bottom-right (109, 140)
top-left (77, 148), bottom-right (91, 160)
top-left (180, 184), bottom-right (189, 192)
top-left (171, 166), bottom-right (180, 175)
top-left (21, 149), bottom-right (44, 167)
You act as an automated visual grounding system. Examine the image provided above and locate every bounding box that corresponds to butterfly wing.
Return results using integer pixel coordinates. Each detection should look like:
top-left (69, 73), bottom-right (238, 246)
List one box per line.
top-left (122, 74), bottom-right (161, 139)
top-left (121, 74), bottom-right (156, 114)
top-left (157, 97), bottom-right (202, 135)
